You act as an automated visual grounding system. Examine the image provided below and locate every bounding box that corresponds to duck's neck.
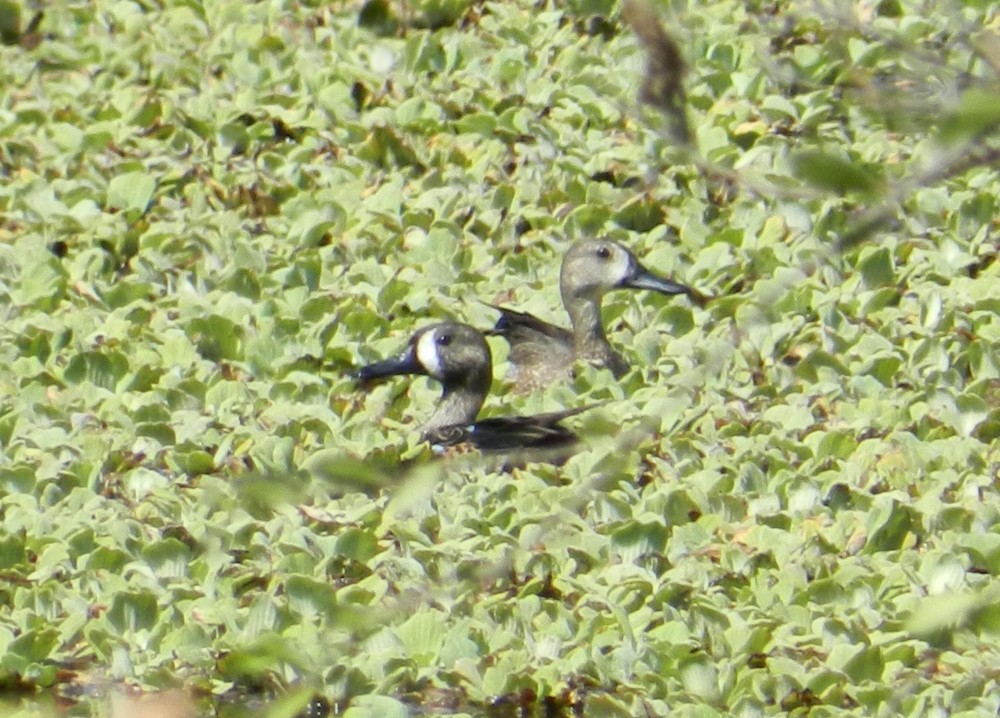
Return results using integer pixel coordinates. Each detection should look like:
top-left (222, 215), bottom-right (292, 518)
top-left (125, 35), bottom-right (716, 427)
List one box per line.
top-left (565, 294), bottom-right (627, 376)
top-left (565, 294), bottom-right (609, 353)
top-left (423, 381), bottom-right (487, 433)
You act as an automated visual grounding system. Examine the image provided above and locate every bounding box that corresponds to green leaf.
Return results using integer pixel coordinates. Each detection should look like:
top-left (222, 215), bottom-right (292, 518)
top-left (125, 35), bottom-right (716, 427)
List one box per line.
top-left (86, 547), bottom-right (132, 573)
top-left (0, 2), bottom-right (22, 44)
top-left (141, 538), bottom-right (192, 577)
top-left (185, 316), bottom-right (244, 362)
top-left (11, 256), bottom-right (67, 309)
top-left (905, 590), bottom-right (1000, 645)
top-left (6, 628), bottom-right (60, 665)
top-left (108, 591), bottom-right (159, 632)
top-left (218, 633), bottom-right (306, 681)
top-left (842, 645), bottom-right (885, 683)
top-left (335, 528), bottom-right (379, 562)
top-left (344, 695), bottom-right (409, 718)
top-left (395, 611), bottom-right (445, 665)
top-left (792, 150), bottom-right (883, 195)
top-left (0, 533), bottom-right (26, 570)
top-left (302, 450), bottom-right (393, 492)
top-left (610, 521), bottom-right (669, 556)
top-left (937, 87), bottom-right (1000, 144)
top-left (858, 247), bottom-right (894, 288)
top-left (173, 447), bottom-right (216, 475)
top-left (866, 500), bottom-right (917, 552)
top-left (106, 171), bottom-right (157, 212)
top-left (613, 195), bottom-right (666, 232)
top-left (957, 533), bottom-right (1000, 574)
top-left (815, 431), bottom-right (857, 460)
top-left (64, 350), bottom-right (129, 390)
top-left (262, 688), bottom-right (322, 718)
top-left (286, 575), bottom-right (337, 619)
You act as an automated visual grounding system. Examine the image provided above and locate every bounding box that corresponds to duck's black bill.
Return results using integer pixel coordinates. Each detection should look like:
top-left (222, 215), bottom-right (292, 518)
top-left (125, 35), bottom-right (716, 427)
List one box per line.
top-left (355, 347), bottom-right (422, 382)
top-left (624, 264), bottom-right (694, 297)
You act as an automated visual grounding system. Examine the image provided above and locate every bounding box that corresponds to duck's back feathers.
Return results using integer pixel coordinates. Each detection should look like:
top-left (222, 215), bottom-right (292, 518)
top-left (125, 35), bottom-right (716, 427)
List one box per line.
top-left (488, 305), bottom-right (574, 346)
top-left (487, 305), bottom-right (575, 390)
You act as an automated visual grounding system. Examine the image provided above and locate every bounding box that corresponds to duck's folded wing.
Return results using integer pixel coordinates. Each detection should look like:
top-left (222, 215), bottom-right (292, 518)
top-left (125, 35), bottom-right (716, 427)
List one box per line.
top-left (425, 405), bottom-right (596, 453)
top-left (487, 305), bottom-right (574, 370)
top-left (488, 305), bottom-right (573, 345)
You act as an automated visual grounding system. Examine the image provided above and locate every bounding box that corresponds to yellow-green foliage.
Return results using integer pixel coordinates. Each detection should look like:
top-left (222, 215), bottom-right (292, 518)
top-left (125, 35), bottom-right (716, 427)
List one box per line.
top-left (1, 0), bottom-right (1000, 715)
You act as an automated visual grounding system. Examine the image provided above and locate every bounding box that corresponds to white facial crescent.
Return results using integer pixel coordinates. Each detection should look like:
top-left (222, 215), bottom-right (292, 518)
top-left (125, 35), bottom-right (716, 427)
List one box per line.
top-left (416, 329), bottom-right (443, 376)
top-left (610, 245), bottom-right (632, 285)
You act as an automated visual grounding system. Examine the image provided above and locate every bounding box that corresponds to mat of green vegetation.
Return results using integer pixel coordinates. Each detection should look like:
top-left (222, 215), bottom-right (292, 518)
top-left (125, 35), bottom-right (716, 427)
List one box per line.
top-left (2, 0), bottom-right (1000, 716)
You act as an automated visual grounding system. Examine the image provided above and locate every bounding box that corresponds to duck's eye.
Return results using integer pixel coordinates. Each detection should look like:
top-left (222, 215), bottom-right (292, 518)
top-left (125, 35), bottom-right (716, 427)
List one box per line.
top-left (596, 246), bottom-right (611, 260)
top-left (436, 333), bottom-right (452, 346)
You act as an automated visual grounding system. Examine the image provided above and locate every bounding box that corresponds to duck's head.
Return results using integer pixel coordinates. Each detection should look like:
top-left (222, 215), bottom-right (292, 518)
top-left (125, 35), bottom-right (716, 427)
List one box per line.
top-left (356, 322), bottom-right (492, 396)
top-left (559, 239), bottom-right (694, 303)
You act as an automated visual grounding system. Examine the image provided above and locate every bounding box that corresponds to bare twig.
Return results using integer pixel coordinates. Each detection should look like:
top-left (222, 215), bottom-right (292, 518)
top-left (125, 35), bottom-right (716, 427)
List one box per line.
top-left (622, 0), bottom-right (692, 146)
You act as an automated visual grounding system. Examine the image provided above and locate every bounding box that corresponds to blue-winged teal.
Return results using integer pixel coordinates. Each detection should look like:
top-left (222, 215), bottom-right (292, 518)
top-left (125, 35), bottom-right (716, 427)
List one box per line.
top-left (489, 239), bottom-right (704, 391)
top-left (356, 322), bottom-right (587, 453)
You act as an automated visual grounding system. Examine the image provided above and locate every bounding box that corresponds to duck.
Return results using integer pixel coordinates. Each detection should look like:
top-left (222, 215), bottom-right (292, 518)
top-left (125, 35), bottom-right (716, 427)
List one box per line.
top-left (488, 238), bottom-right (705, 391)
top-left (355, 322), bottom-right (588, 454)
